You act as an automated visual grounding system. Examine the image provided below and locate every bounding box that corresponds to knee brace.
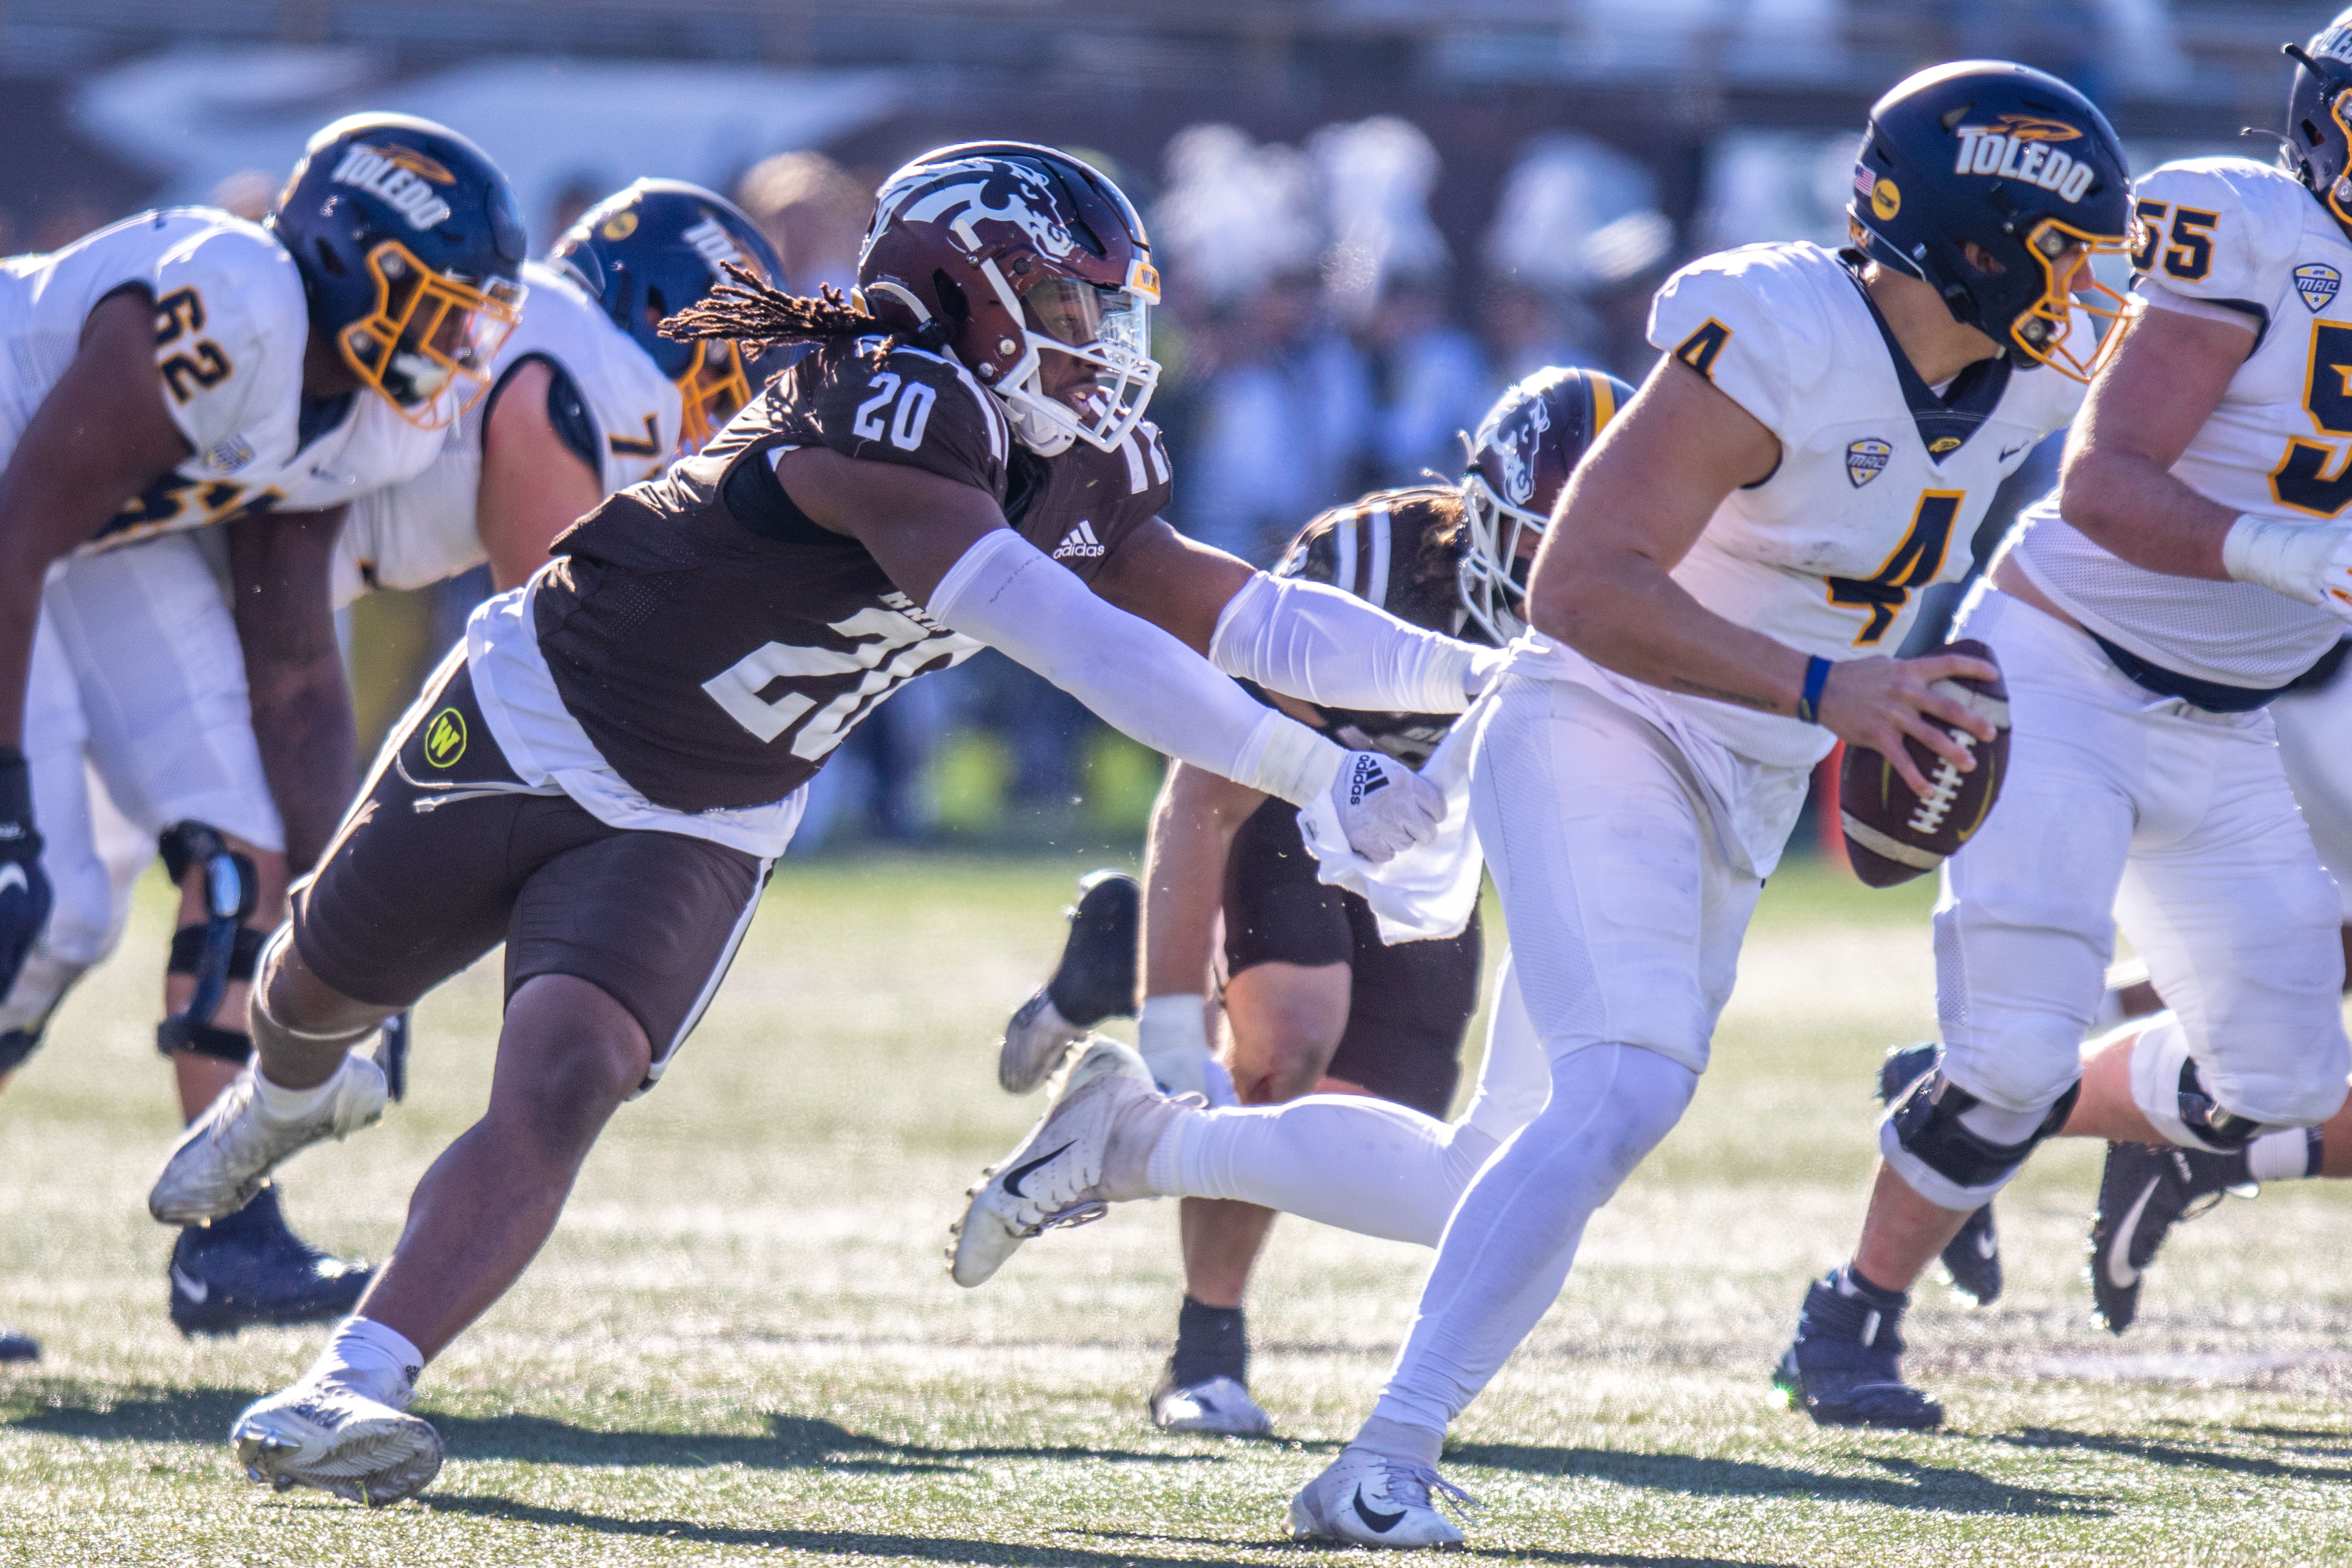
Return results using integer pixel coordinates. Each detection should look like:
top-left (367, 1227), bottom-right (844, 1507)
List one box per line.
top-left (1883, 1068), bottom-right (2081, 1210)
top-left (155, 822), bottom-right (260, 1063)
top-left (2128, 1015), bottom-right (2297, 1153)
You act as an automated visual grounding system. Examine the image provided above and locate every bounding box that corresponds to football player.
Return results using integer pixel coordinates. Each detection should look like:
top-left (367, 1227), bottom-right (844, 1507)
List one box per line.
top-left (336, 178), bottom-right (784, 604)
top-left (954, 62), bottom-right (2120, 1545)
top-left (143, 142), bottom-right (1496, 1506)
top-left (0, 113), bottom-right (523, 1352)
top-left (1782, 19), bottom-right (2352, 1430)
top-left (996, 366), bottom-right (1627, 1439)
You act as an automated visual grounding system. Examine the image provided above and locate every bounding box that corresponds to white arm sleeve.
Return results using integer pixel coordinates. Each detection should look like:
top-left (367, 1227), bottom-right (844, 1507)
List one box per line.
top-left (929, 530), bottom-right (1345, 806)
top-left (1207, 571), bottom-right (1479, 714)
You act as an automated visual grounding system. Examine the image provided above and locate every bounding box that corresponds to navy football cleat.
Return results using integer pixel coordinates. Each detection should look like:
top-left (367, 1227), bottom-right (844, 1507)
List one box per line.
top-left (1774, 1269), bottom-right (1943, 1430)
top-left (1877, 1042), bottom-right (2002, 1306)
top-left (998, 870), bottom-right (1140, 1094)
top-left (168, 1186), bottom-right (372, 1337)
top-left (2088, 1140), bottom-right (2256, 1335)
top-left (0, 1328), bottom-right (36, 1362)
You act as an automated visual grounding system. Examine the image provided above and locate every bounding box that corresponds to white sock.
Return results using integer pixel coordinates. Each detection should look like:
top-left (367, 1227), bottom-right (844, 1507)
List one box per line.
top-left (2248, 1127), bottom-right (2320, 1183)
top-left (1368, 1042), bottom-right (1696, 1435)
top-left (306, 1316), bottom-right (425, 1410)
top-left (251, 1060), bottom-right (345, 1123)
top-left (1150, 1093), bottom-right (1494, 1247)
top-left (1353, 1415), bottom-right (1443, 1468)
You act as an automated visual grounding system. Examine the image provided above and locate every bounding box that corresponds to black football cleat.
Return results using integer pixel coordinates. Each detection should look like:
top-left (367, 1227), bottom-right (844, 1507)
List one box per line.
top-left (998, 869), bottom-right (1140, 1094)
top-left (1774, 1269), bottom-right (1943, 1430)
top-left (2088, 1140), bottom-right (2254, 1335)
top-left (1876, 1042), bottom-right (2002, 1306)
top-left (0, 1329), bottom-right (37, 1362)
top-left (168, 1186), bottom-right (372, 1337)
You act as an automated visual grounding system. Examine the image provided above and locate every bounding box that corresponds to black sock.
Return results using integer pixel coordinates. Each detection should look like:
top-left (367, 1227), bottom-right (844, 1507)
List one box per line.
top-left (1168, 1296), bottom-right (1248, 1388)
top-left (1839, 1263), bottom-right (1909, 1310)
top-left (191, 1183), bottom-right (284, 1245)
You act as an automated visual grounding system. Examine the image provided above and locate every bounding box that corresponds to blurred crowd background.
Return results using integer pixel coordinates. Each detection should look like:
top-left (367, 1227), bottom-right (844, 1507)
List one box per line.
top-left (0, 1), bottom-right (2292, 852)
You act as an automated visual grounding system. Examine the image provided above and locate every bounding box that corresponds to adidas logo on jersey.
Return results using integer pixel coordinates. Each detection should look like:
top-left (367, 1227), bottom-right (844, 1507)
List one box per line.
top-left (2297, 264), bottom-right (2342, 315)
top-left (331, 145), bottom-right (455, 231)
top-left (1052, 521), bottom-right (1104, 560)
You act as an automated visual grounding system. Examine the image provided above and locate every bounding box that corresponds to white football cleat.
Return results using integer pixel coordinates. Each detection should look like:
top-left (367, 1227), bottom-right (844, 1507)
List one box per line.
top-left (231, 1377), bottom-right (443, 1507)
top-left (998, 991), bottom-right (1087, 1096)
top-left (949, 1037), bottom-right (1171, 1287)
top-left (150, 1052), bottom-right (388, 1224)
top-left (1287, 1446), bottom-right (1476, 1549)
top-left (1151, 1375), bottom-right (1274, 1437)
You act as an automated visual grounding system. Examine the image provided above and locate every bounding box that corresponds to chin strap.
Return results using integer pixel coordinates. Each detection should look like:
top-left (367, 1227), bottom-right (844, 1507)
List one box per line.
top-left (155, 822), bottom-right (260, 1061)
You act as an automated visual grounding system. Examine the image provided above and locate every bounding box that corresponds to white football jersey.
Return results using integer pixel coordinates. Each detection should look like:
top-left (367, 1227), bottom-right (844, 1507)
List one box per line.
top-left (2013, 157), bottom-right (2351, 691)
top-left (334, 259), bottom-right (681, 606)
top-left (0, 208), bottom-right (445, 551)
top-left (1521, 242), bottom-right (2084, 773)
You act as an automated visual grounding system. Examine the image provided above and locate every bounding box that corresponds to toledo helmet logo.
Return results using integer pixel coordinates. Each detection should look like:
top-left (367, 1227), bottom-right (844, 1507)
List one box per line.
top-left (329, 143), bottom-right (457, 231)
top-left (2297, 263), bottom-right (2343, 315)
top-left (1950, 116), bottom-right (2097, 204)
top-left (424, 707), bottom-right (468, 769)
top-left (601, 209), bottom-right (640, 242)
top-left (1871, 179), bottom-right (1901, 221)
top-left (681, 215), bottom-right (747, 283)
top-left (1846, 437), bottom-right (1892, 488)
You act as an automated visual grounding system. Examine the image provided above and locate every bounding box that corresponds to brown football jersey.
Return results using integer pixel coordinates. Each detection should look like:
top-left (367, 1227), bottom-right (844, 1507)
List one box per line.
top-left (1252, 485), bottom-right (1482, 768)
top-left (534, 335), bottom-right (1174, 813)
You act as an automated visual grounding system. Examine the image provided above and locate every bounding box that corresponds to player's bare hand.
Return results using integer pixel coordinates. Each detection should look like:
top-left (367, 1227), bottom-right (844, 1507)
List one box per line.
top-left (1816, 653), bottom-right (1998, 798)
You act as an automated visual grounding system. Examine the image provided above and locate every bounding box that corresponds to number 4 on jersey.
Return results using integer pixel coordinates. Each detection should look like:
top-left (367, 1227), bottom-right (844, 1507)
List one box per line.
top-left (1825, 491), bottom-right (1962, 645)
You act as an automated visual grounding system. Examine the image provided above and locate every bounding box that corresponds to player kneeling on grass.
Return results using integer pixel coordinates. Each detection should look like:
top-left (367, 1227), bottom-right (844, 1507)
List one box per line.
top-left (143, 141), bottom-right (1499, 1507)
top-left (997, 367), bottom-right (1627, 1439)
top-left (1783, 19), bottom-right (2352, 1430)
top-left (955, 60), bottom-right (2112, 1547)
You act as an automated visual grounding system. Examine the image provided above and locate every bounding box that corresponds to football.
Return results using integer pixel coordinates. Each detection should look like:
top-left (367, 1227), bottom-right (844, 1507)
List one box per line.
top-left (1837, 638), bottom-right (2011, 889)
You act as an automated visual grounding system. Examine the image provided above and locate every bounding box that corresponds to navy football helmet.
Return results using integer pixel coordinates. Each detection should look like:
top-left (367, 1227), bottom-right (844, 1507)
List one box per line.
top-left (1848, 61), bottom-right (2136, 382)
top-left (1458, 364), bottom-right (1633, 643)
top-left (272, 113), bottom-right (526, 430)
top-left (550, 179), bottom-right (787, 451)
top-left (2284, 11), bottom-right (2352, 232)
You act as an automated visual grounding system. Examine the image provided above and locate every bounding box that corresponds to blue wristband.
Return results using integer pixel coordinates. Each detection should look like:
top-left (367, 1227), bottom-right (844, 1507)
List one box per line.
top-left (1796, 656), bottom-right (1832, 725)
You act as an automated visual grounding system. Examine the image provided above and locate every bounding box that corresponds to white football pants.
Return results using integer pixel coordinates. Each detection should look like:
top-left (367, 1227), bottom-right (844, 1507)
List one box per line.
top-left (0, 534), bottom-right (284, 1035)
top-left (1901, 589), bottom-right (2349, 1207)
top-left (2272, 656), bottom-right (2352, 922)
top-left (1152, 674), bottom-right (1759, 1438)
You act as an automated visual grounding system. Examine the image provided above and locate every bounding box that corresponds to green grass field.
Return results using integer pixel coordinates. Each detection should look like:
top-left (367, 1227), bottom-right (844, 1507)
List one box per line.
top-left (2, 852), bottom-right (2350, 1566)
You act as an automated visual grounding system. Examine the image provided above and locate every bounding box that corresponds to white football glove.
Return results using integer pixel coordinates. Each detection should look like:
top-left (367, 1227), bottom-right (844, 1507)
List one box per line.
top-left (1328, 749), bottom-right (1445, 864)
top-left (2222, 515), bottom-right (2352, 618)
top-left (1137, 993), bottom-right (1214, 1100)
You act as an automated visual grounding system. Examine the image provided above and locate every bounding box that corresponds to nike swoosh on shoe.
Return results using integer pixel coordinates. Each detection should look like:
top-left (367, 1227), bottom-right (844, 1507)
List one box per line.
top-left (1002, 1142), bottom-right (1074, 1200)
top-left (1353, 1487), bottom-right (1406, 1533)
top-left (170, 1264), bottom-right (208, 1303)
top-left (2105, 1177), bottom-right (2162, 1289)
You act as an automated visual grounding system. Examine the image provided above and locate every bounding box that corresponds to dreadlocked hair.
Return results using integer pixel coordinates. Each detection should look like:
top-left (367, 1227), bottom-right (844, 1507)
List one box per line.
top-left (659, 263), bottom-right (945, 353)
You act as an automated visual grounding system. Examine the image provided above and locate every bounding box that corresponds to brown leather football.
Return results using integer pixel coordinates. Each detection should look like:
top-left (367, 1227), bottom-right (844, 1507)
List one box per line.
top-left (1837, 638), bottom-right (2011, 889)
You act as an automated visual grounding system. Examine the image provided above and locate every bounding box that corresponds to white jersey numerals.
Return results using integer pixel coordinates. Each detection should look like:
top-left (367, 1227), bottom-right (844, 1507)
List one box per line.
top-left (851, 372), bottom-right (938, 452)
top-left (1824, 490), bottom-right (1963, 645)
top-left (701, 598), bottom-right (976, 761)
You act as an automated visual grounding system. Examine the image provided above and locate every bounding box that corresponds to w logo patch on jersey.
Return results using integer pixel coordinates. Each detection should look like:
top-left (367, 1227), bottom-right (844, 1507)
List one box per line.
top-left (1846, 438), bottom-right (1892, 489)
top-left (1052, 521), bottom-right (1104, 560)
top-left (2297, 263), bottom-right (2342, 315)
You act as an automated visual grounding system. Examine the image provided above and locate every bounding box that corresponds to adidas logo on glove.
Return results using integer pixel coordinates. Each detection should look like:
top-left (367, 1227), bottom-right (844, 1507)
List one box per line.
top-left (1346, 753), bottom-right (1391, 805)
top-left (1052, 521), bottom-right (1104, 560)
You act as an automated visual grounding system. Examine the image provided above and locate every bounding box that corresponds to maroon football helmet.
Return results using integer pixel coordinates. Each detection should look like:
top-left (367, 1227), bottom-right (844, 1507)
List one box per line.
top-left (1458, 365), bottom-right (1633, 642)
top-left (857, 141), bottom-right (1161, 456)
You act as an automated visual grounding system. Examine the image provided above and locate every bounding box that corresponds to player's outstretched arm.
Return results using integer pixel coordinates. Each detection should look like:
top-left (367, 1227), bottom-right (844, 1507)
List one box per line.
top-left (226, 507), bottom-right (356, 876)
top-left (1138, 761), bottom-right (1266, 1093)
top-left (1532, 357), bottom-right (1993, 798)
top-left (477, 359), bottom-right (605, 592)
top-left (777, 446), bottom-right (1441, 862)
top-left (2056, 303), bottom-right (2255, 583)
top-left (0, 290), bottom-right (194, 744)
